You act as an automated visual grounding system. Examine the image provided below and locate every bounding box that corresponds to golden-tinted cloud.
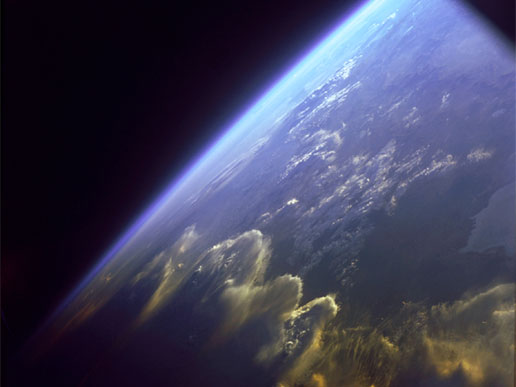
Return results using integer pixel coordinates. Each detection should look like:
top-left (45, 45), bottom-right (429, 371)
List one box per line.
top-left (200, 229), bottom-right (272, 301)
top-left (216, 280), bottom-right (339, 385)
top-left (424, 283), bottom-right (515, 386)
top-left (290, 283), bottom-right (515, 387)
top-left (132, 225), bottom-right (199, 286)
top-left (278, 295), bottom-right (339, 385)
top-left (53, 224), bottom-right (201, 339)
top-left (138, 228), bottom-right (272, 325)
top-left (302, 324), bottom-right (404, 387)
top-left (309, 373), bottom-right (327, 387)
top-left (207, 240), bottom-right (339, 384)
top-left (49, 223), bottom-right (515, 387)
top-left (217, 274), bottom-right (303, 342)
top-left (136, 225), bottom-right (199, 323)
top-left (137, 258), bottom-right (180, 323)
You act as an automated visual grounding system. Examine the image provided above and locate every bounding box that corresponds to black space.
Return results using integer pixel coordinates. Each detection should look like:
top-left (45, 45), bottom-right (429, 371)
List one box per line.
top-left (1, 0), bottom-right (514, 377)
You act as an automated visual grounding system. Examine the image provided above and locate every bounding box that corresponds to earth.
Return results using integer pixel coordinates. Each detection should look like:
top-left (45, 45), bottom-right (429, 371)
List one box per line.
top-left (19, 0), bottom-right (515, 386)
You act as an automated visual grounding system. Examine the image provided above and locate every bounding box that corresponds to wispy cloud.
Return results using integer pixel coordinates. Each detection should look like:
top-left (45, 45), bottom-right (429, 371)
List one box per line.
top-left (136, 225), bottom-right (199, 324)
top-left (289, 283), bottom-right (515, 387)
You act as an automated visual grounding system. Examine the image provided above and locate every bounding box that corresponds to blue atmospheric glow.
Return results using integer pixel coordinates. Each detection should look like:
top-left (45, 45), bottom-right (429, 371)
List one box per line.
top-left (51, 0), bottom-right (392, 322)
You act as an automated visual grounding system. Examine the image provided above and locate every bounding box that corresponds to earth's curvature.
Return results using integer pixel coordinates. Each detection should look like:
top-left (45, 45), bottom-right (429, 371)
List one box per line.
top-left (26, 0), bottom-right (515, 386)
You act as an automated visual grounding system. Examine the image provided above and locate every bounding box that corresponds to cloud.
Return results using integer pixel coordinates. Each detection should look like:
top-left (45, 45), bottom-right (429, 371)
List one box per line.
top-left (277, 295), bottom-right (339, 385)
top-left (131, 250), bottom-right (167, 286)
top-left (134, 225), bottom-right (199, 284)
top-left (136, 229), bottom-right (272, 326)
top-left (302, 324), bottom-right (404, 387)
top-left (52, 223), bottom-right (515, 387)
top-left (296, 283), bottom-right (515, 387)
top-left (424, 283), bottom-right (515, 386)
top-left (174, 225), bottom-right (200, 254)
top-left (203, 230), bottom-right (271, 287)
top-left (217, 282), bottom-right (339, 386)
top-left (212, 274), bottom-right (339, 385)
top-left (215, 274), bottom-right (303, 344)
top-left (309, 373), bottom-right (327, 387)
top-left (50, 224), bottom-right (201, 342)
top-left (193, 230), bottom-right (339, 384)
top-left (137, 225), bottom-right (199, 324)
top-left (196, 231), bottom-right (506, 387)
top-left (137, 257), bottom-right (179, 324)
top-left (466, 147), bottom-right (493, 162)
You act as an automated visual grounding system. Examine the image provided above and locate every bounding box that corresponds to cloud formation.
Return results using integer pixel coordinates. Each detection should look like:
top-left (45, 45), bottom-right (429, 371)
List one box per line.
top-left (216, 274), bottom-right (302, 343)
top-left (178, 230), bottom-right (341, 384)
top-left (201, 229), bottom-right (272, 298)
top-left (216, 274), bottom-right (339, 385)
top-left (137, 225), bottom-right (199, 323)
top-left (295, 283), bottom-right (515, 387)
top-left (50, 223), bottom-right (514, 387)
top-left (424, 283), bottom-right (515, 386)
top-left (166, 230), bottom-right (513, 387)
top-left (277, 295), bottom-right (339, 385)
top-left (205, 248), bottom-right (338, 384)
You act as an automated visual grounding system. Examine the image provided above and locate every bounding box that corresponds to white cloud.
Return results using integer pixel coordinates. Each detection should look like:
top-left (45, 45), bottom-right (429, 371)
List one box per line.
top-left (467, 147), bottom-right (493, 162)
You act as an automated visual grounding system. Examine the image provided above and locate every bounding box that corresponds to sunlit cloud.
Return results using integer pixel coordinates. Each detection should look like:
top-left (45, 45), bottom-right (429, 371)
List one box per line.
top-left (424, 283), bottom-right (515, 386)
top-left (185, 230), bottom-right (341, 385)
top-left (293, 283), bottom-right (515, 387)
top-left (136, 225), bottom-right (199, 324)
